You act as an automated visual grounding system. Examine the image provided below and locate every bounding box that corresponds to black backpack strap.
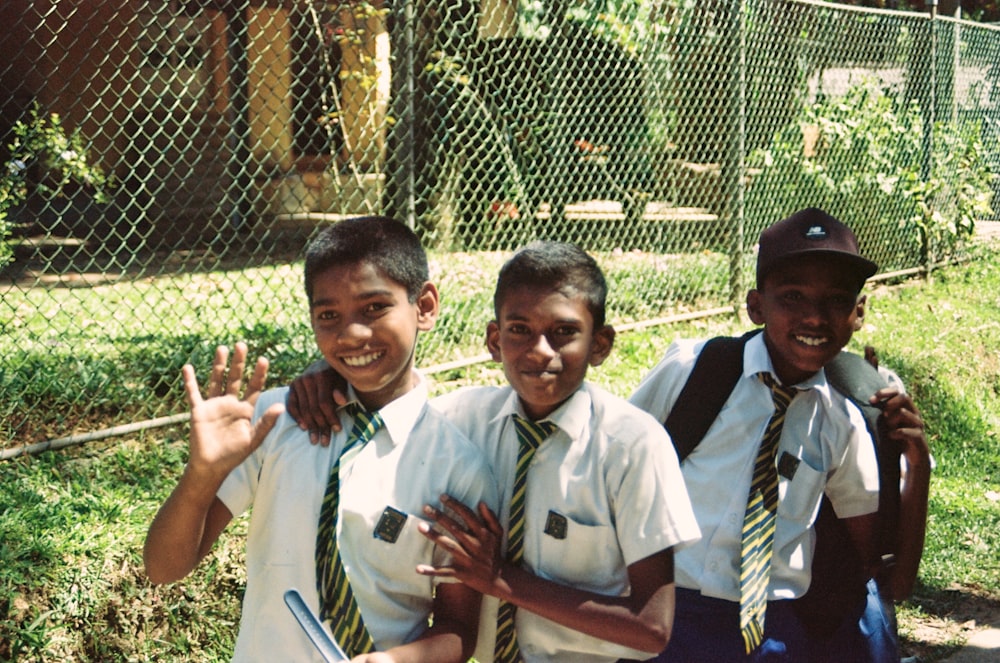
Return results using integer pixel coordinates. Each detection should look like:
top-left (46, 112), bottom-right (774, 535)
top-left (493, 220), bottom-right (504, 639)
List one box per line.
top-left (794, 350), bottom-right (901, 641)
top-left (664, 329), bottom-right (760, 461)
top-left (825, 351), bottom-right (901, 562)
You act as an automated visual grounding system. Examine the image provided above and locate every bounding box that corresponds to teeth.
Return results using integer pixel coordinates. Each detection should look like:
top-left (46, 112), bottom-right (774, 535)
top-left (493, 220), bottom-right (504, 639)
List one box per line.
top-left (796, 335), bottom-right (827, 347)
top-left (343, 351), bottom-right (382, 367)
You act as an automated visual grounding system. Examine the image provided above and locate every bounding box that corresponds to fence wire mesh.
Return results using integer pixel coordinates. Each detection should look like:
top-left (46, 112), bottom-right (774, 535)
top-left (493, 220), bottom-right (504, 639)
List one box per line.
top-left (1, 0), bottom-right (998, 449)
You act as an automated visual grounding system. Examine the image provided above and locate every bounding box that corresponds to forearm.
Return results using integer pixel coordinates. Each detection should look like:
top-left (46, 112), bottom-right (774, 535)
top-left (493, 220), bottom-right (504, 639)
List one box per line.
top-left (493, 563), bottom-right (672, 654)
top-left (888, 451), bottom-right (931, 600)
top-left (143, 465), bottom-right (230, 584)
top-left (373, 622), bottom-right (469, 663)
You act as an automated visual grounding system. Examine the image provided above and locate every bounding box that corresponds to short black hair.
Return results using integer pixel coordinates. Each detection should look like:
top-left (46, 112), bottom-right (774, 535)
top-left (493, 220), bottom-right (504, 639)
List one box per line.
top-left (304, 216), bottom-right (429, 303)
top-left (493, 241), bottom-right (608, 328)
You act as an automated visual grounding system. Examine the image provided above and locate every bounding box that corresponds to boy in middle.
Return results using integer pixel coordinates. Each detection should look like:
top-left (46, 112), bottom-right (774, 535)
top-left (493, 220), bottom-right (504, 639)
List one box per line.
top-left (289, 240), bottom-right (701, 663)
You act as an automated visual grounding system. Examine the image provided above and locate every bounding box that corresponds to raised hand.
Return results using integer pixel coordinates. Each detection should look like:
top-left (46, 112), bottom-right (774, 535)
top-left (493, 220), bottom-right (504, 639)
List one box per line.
top-left (184, 342), bottom-right (283, 480)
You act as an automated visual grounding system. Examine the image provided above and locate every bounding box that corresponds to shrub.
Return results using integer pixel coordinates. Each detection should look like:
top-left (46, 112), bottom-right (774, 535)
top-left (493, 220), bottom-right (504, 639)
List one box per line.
top-left (0, 105), bottom-right (112, 267)
top-left (746, 81), bottom-right (995, 272)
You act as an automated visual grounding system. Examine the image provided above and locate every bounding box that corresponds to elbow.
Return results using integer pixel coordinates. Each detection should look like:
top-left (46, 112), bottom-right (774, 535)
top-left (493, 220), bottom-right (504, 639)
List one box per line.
top-left (637, 619), bottom-right (672, 655)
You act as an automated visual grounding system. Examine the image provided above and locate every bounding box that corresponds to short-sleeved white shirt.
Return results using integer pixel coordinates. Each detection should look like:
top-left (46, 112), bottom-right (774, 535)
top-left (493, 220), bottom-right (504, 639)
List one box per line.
top-left (628, 333), bottom-right (880, 602)
top-left (433, 382), bottom-right (700, 663)
top-left (217, 373), bottom-right (498, 662)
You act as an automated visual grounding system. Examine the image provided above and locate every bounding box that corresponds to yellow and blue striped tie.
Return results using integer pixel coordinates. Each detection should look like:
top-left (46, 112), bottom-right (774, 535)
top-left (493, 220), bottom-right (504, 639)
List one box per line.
top-left (316, 403), bottom-right (383, 658)
top-left (494, 415), bottom-right (559, 663)
top-left (739, 372), bottom-right (798, 654)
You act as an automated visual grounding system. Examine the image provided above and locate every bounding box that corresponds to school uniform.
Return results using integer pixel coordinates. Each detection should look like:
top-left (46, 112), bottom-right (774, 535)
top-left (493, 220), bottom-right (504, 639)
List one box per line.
top-left (217, 372), bottom-right (498, 663)
top-left (628, 333), bottom-right (881, 661)
top-left (433, 381), bottom-right (701, 663)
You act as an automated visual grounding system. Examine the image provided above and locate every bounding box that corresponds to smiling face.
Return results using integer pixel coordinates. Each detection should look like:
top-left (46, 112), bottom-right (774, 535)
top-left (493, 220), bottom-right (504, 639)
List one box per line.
top-left (310, 261), bottom-right (438, 411)
top-left (747, 254), bottom-right (866, 386)
top-left (487, 285), bottom-right (614, 421)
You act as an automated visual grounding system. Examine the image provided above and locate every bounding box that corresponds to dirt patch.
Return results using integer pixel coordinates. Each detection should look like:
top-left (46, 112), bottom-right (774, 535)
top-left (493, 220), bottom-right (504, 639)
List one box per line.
top-left (900, 585), bottom-right (1000, 661)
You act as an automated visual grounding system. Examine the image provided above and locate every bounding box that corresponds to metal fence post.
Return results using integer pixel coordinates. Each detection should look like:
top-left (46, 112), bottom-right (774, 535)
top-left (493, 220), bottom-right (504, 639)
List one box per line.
top-left (725, 0), bottom-right (747, 307)
top-left (225, 2), bottom-right (253, 236)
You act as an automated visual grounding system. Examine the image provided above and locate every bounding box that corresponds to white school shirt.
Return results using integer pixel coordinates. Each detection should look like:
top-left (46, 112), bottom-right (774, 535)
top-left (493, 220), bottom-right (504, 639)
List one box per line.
top-left (433, 382), bottom-right (701, 663)
top-left (628, 333), bottom-right (880, 603)
top-left (217, 372), bottom-right (498, 663)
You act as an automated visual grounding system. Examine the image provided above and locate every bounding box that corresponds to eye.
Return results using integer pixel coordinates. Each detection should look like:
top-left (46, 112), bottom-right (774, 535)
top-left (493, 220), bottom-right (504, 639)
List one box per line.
top-left (554, 325), bottom-right (581, 337)
top-left (364, 301), bottom-right (391, 316)
top-left (313, 309), bottom-right (338, 322)
top-left (506, 323), bottom-right (530, 335)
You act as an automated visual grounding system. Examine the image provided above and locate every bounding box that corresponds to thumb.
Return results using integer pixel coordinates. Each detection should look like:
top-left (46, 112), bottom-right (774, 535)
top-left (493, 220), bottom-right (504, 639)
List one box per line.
top-left (249, 402), bottom-right (285, 452)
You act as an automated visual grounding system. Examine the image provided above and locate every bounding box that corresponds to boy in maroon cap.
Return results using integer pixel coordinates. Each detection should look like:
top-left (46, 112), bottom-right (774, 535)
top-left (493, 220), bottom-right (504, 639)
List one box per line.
top-left (630, 207), bottom-right (929, 662)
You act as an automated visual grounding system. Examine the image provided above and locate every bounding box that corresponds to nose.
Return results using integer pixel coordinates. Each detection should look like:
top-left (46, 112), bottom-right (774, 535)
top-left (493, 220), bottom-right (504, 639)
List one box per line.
top-left (338, 320), bottom-right (372, 346)
top-left (528, 333), bottom-right (556, 359)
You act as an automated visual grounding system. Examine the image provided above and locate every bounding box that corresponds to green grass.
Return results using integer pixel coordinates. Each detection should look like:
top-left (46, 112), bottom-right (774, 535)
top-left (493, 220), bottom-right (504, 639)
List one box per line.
top-left (1, 243), bottom-right (999, 660)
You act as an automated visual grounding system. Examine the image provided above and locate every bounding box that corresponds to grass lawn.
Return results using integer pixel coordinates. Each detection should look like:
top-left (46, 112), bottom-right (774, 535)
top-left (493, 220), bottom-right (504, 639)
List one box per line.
top-left (1, 242), bottom-right (998, 661)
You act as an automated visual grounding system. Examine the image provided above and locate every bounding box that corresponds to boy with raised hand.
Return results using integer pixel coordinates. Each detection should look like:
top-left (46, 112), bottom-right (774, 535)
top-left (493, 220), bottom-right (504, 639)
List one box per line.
top-left (390, 241), bottom-right (699, 662)
top-left (629, 207), bottom-right (928, 662)
top-left (144, 216), bottom-right (497, 663)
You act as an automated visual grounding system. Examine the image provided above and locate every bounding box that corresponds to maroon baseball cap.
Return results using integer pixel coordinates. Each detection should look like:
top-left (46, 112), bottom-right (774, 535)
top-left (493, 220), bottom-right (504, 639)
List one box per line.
top-left (756, 207), bottom-right (878, 287)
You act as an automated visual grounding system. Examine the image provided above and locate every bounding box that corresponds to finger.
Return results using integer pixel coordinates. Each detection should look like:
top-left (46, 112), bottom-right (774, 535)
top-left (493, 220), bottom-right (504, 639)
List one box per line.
top-left (477, 501), bottom-right (505, 537)
top-left (864, 345), bottom-right (879, 369)
top-left (207, 345), bottom-right (230, 399)
top-left (243, 356), bottom-right (269, 405)
top-left (870, 387), bottom-right (901, 406)
top-left (316, 372), bottom-right (340, 433)
top-left (297, 374), bottom-right (326, 432)
top-left (423, 504), bottom-right (477, 546)
top-left (415, 562), bottom-right (457, 579)
top-left (182, 364), bottom-right (203, 407)
top-left (225, 342), bottom-right (249, 397)
top-left (249, 402), bottom-right (285, 453)
top-left (438, 494), bottom-right (482, 526)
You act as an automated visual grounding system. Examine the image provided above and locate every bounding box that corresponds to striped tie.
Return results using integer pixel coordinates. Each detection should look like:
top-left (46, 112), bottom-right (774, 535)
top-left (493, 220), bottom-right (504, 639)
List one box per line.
top-left (315, 403), bottom-right (384, 658)
top-left (739, 372), bottom-right (798, 654)
top-left (494, 415), bottom-right (559, 663)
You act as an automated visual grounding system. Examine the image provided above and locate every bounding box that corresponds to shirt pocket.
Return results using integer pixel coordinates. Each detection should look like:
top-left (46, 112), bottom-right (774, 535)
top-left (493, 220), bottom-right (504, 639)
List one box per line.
top-left (537, 515), bottom-right (624, 595)
top-left (776, 456), bottom-right (826, 526)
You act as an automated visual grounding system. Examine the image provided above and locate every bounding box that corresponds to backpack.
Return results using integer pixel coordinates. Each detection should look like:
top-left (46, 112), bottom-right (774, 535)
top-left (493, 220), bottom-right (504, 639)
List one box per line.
top-left (663, 329), bottom-right (901, 640)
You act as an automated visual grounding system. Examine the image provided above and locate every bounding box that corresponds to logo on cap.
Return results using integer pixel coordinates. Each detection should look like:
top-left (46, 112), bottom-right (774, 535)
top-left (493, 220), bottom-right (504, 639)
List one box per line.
top-left (804, 225), bottom-right (828, 240)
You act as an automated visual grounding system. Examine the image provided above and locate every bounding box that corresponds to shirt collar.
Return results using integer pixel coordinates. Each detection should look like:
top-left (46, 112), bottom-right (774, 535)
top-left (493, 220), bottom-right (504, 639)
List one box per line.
top-left (744, 331), bottom-right (833, 403)
top-left (343, 370), bottom-right (429, 447)
top-left (490, 383), bottom-right (592, 442)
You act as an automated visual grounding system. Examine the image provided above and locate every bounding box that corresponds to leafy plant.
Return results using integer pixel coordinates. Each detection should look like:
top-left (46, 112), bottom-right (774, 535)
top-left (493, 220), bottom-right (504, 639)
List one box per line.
top-left (746, 81), bottom-right (995, 271)
top-left (0, 105), bottom-right (112, 267)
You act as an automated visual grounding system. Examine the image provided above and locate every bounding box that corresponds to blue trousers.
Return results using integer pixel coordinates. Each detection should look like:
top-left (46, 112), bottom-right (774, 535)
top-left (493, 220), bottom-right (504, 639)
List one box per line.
top-left (628, 581), bottom-right (899, 663)
top-left (648, 589), bottom-right (810, 663)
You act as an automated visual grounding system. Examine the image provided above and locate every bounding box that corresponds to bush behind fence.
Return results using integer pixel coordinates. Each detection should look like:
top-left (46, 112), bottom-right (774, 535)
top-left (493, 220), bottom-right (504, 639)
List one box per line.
top-left (1, 0), bottom-right (997, 448)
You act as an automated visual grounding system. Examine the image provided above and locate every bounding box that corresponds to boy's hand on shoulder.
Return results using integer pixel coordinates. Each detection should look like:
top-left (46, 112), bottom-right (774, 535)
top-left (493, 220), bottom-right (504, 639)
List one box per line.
top-left (416, 496), bottom-right (507, 598)
top-left (287, 364), bottom-right (348, 446)
top-left (183, 343), bottom-right (283, 480)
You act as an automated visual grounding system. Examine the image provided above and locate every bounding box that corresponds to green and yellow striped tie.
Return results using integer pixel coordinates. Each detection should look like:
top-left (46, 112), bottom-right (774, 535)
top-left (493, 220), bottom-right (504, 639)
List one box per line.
top-left (739, 372), bottom-right (798, 654)
top-left (316, 403), bottom-right (383, 658)
top-left (494, 415), bottom-right (559, 663)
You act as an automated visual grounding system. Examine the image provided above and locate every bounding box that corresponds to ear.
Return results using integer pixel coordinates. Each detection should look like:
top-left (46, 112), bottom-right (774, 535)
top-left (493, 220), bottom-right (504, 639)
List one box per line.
top-left (853, 294), bottom-right (867, 332)
top-left (746, 289), bottom-right (765, 325)
top-left (486, 320), bottom-right (503, 362)
top-left (588, 325), bottom-right (616, 367)
top-left (415, 282), bottom-right (440, 331)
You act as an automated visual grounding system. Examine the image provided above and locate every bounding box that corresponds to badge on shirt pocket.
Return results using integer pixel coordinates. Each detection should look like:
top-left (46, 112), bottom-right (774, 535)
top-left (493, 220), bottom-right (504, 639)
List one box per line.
top-left (778, 451), bottom-right (800, 481)
top-left (374, 506), bottom-right (408, 543)
top-left (543, 510), bottom-right (568, 540)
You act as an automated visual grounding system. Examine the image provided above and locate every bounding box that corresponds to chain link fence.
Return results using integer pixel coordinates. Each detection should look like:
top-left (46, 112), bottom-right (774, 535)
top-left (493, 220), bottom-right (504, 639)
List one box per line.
top-left (1, 0), bottom-right (998, 450)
